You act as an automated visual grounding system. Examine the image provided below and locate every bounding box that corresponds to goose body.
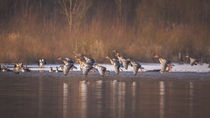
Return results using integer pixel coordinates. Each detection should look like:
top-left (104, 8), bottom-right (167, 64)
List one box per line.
top-left (159, 58), bottom-right (173, 73)
top-left (130, 60), bottom-right (143, 75)
top-left (21, 65), bottom-right (30, 72)
top-left (13, 63), bottom-right (23, 74)
top-left (94, 64), bottom-right (106, 76)
top-left (84, 56), bottom-right (95, 66)
top-left (75, 54), bottom-right (94, 76)
top-left (113, 50), bottom-right (130, 70)
top-left (56, 67), bottom-right (62, 73)
top-left (38, 59), bottom-right (46, 68)
top-left (58, 57), bottom-right (74, 76)
top-left (77, 60), bottom-right (93, 76)
top-left (187, 56), bottom-right (199, 66)
top-left (106, 56), bottom-right (120, 74)
top-left (49, 67), bottom-right (55, 72)
top-left (1, 65), bottom-right (10, 72)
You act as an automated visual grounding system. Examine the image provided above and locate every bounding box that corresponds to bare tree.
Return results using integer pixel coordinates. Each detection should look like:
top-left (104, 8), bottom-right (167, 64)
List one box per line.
top-left (59, 0), bottom-right (93, 32)
top-left (114, 0), bottom-right (122, 23)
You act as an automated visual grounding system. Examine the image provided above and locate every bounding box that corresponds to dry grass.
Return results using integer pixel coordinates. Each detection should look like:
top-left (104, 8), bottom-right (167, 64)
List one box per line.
top-left (0, 0), bottom-right (209, 63)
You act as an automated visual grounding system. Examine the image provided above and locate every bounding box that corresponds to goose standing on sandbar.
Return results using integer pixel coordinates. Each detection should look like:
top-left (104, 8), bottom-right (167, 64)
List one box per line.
top-left (21, 65), bottom-right (30, 72)
top-left (49, 67), bottom-right (55, 72)
top-left (106, 56), bottom-right (120, 74)
top-left (56, 67), bottom-right (62, 73)
top-left (113, 50), bottom-right (130, 70)
top-left (38, 59), bottom-right (46, 68)
top-left (159, 58), bottom-right (173, 73)
top-left (93, 64), bottom-right (106, 76)
top-left (185, 56), bottom-right (199, 66)
top-left (13, 63), bottom-right (23, 74)
top-left (58, 57), bottom-right (74, 76)
top-left (0, 65), bottom-right (11, 72)
top-left (129, 59), bottom-right (144, 75)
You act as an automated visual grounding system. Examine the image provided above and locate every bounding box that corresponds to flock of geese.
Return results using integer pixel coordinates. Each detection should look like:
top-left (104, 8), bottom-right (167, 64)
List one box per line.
top-left (0, 50), bottom-right (209, 76)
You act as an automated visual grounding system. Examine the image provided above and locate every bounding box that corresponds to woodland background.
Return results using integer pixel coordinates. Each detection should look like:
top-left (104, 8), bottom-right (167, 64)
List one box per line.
top-left (0, 0), bottom-right (209, 63)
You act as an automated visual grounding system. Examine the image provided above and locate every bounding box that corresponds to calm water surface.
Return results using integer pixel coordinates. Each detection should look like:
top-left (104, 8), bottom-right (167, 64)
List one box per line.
top-left (0, 72), bottom-right (210, 118)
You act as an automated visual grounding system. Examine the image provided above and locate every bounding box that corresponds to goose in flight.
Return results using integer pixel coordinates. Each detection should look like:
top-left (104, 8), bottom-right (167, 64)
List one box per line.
top-left (84, 56), bottom-right (95, 66)
top-left (159, 58), bottom-right (173, 73)
top-left (113, 50), bottom-right (130, 70)
top-left (106, 56), bottom-right (120, 74)
top-left (129, 59), bottom-right (144, 75)
top-left (93, 64), bottom-right (106, 76)
top-left (185, 56), bottom-right (199, 66)
top-left (75, 53), bottom-right (95, 75)
top-left (38, 59), bottom-right (46, 68)
top-left (77, 59), bottom-right (93, 76)
top-left (58, 57), bottom-right (74, 76)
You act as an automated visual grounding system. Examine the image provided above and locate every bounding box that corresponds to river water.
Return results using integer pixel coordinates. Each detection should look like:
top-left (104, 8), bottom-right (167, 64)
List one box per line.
top-left (0, 72), bottom-right (210, 118)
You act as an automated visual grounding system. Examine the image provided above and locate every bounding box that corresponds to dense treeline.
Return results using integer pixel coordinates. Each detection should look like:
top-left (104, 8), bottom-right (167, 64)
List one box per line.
top-left (0, 0), bottom-right (209, 63)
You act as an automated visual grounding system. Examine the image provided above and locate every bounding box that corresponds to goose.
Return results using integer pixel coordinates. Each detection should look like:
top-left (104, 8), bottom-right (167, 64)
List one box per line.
top-left (58, 57), bottom-right (74, 76)
top-left (38, 59), bottom-right (47, 68)
top-left (55, 67), bottom-right (62, 73)
top-left (75, 54), bottom-right (85, 71)
top-left (159, 58), bottom-right (173, 73)
top-left (49, 67), bottom-right (55, 72)
top-left (13, 63), bottom-right (23, 74)
top-left (129, 59), bottom-right (144, 75)
top-left (84, 56), bottom-right (95, 66)
top-left (185, 56), bottom-right (199, 66)
top-left (75, 54), bottom-right (95, 74)
top-left (77, 59), bottom-right (93, 76)
top-left (93, 64), bottom-right (106, 76)
top-left (0, 65), bottom-right (11, 72)
top-left (113, 50), bottom-right (130, 70)
top-left (106, 56), bottom-right (120, 74)
top-left (21, 65), bottom-right (30, 72)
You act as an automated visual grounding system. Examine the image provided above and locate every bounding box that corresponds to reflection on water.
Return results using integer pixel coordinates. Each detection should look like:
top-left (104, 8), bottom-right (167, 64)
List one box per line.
top-left (63, 83), bottom-right (68, 118)
top-left (159, 81), bottom-right (165, 118)
top-left (1, 77), bottom-right (210, 118)
top-left (189, 81), bottom-right (193, 118)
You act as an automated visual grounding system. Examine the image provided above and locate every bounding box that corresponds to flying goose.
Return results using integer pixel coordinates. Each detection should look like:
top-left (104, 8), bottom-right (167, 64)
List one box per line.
top-left (58, 57), bottom-right (74, 76)
top-left (84, 56), bottom-right (95, 66)
top-left (93, 64), bottom-right (106, 76)
top-left (185, 56), bottom-right (199, 66)
top-left (113, 50), bottom-right (130, 70)
top-left (106, 56), bottom-right (120, 74)
top-left (129, 59), bottom-right (144, 75)
top-left (75, 54), bottom-right (95, 74)
top-left (77, 59), bottom-right (93, 76)
top-left (159, 58), bottom-right (173, 73)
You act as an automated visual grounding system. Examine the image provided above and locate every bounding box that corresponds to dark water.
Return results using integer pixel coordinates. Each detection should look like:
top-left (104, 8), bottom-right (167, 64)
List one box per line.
top-left (0, 72), bottom-right (210, 118)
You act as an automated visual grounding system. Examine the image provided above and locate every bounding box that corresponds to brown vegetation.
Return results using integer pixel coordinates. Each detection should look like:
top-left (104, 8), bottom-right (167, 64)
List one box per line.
top-left (0, 0), bottom-right (210, 63)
